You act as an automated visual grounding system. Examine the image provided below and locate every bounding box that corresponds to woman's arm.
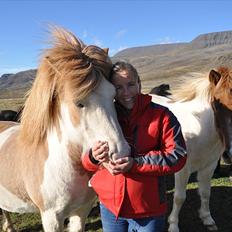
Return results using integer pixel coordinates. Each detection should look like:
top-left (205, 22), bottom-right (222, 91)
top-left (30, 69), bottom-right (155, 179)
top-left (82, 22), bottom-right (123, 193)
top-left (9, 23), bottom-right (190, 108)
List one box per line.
top-left (130, 109), bottom-right (187, 175)
top-left (82, 141), bottom-right (109, 172)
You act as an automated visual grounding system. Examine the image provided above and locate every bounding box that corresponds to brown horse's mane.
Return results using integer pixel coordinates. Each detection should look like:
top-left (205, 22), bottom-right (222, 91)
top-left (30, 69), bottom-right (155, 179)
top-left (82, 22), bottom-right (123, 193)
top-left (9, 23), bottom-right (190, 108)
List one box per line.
top-left (170, 72), bottom-right (211, 102)
top-left (20, 26), bottom-right (112, 146)
top-left (210, 66), bottom-right (232, 104)
top-left (214, 66), bottom-right (232, 90)
top-left (169, 66), bottom-right (232, 104)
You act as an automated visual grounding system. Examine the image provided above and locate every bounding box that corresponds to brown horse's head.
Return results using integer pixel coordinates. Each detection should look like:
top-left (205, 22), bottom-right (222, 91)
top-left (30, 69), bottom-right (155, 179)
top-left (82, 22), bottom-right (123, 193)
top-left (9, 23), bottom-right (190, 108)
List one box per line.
top-left (209, 67), bottom-right (232, 164)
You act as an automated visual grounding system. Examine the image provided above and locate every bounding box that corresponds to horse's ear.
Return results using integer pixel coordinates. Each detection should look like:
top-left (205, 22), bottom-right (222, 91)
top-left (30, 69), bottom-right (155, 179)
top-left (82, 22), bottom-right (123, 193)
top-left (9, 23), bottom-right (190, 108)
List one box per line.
top-left (209, 70), bottom-right (221, 86)
top-left (103, 48), bottom-right (109, 54)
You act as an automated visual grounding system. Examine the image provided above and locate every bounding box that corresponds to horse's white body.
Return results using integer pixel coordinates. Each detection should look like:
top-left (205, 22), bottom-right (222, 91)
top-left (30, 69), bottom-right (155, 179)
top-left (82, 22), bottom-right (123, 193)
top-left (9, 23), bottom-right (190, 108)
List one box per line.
top-left (0, 77), bottom-right (130, 232)
top-left (0, 26), bottom-right (130, 231)
top-left (151, 87), bottom-right (223, 232)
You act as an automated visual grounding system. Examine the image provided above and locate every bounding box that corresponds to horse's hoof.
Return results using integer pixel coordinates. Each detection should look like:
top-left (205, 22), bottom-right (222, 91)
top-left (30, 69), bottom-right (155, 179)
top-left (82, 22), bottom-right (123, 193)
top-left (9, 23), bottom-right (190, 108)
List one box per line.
top-left (168, 224), bottom-right (179, 232)
top-left (206, 224), bottom-right (218, 231)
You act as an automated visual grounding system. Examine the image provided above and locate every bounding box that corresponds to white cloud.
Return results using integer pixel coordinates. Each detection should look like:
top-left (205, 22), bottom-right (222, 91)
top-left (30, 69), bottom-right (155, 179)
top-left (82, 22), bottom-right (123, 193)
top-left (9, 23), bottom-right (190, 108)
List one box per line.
top-left (110, 46), bottom-right (128, 56)
top-left (115, 29), bottom-right (127, 39)
top-left (158, 36), bottom-right (180, 44)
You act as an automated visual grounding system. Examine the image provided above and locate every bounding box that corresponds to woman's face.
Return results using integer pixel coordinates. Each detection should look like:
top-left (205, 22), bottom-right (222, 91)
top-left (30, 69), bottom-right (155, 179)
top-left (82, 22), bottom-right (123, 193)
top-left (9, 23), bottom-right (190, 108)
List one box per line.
top-left (111, 70), bottom-right (140, 110)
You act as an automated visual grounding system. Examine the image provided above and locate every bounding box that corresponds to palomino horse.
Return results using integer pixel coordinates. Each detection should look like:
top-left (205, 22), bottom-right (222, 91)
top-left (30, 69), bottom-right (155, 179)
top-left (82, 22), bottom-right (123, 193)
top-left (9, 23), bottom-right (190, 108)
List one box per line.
top-left (151, 67), bottom-right (232, 232)
top-left (0, 27), bottom-right (130, 232)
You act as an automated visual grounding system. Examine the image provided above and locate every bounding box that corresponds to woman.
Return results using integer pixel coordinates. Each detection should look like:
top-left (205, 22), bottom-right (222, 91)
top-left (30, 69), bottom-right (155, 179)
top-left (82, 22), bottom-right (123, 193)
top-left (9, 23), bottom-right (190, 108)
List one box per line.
top-left (82, 61), bottom-right (187, 232)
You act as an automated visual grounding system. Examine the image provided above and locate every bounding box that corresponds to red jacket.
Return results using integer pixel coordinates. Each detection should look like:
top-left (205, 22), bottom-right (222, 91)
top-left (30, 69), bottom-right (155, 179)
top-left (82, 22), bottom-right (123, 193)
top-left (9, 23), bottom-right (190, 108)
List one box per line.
top-left (82, 94), bottom-right (187, 218)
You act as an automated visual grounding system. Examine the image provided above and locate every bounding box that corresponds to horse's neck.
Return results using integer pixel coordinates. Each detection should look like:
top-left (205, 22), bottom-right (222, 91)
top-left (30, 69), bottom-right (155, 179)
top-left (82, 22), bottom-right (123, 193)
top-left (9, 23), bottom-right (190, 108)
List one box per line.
top-left (180, 96), bottom-right (211, 114)
top-left (169, 96), bottom-right (217, 139)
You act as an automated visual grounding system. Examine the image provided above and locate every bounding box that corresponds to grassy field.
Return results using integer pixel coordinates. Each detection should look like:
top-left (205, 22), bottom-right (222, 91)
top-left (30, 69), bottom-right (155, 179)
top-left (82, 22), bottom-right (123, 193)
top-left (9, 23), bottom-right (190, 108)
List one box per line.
top-left (0, 98), bottom-right (25, 111)
top-left (0, 94), bottom-right (231, 231)
top-left (0, 165), bottom-right (231, 232)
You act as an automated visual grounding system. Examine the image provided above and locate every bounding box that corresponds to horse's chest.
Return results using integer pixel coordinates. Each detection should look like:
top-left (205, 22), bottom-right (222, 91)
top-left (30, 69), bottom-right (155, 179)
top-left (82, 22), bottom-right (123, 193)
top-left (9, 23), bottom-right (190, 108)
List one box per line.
top-left (41, 160), bottom-right (91, 206)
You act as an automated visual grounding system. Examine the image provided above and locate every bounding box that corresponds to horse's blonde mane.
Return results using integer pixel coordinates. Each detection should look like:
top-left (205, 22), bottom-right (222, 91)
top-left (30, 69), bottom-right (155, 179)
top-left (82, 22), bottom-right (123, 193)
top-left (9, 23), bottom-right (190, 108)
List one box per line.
top-left (170, 72), bottom-right (211, 102)
top-left (20, 26), bottom-right (112, 146)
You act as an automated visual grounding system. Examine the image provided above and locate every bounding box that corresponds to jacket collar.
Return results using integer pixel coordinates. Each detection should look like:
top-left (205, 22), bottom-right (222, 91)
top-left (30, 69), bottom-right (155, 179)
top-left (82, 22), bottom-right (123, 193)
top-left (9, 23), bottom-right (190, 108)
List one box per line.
top-left (115, 94), bottom-right (152, 124)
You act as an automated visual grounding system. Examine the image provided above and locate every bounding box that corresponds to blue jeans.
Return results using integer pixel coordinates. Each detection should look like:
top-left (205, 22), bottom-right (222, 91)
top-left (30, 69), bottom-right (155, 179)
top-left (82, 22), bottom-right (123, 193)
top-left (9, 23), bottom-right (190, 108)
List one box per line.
top-left (100, 203), bottom-right (165, 232)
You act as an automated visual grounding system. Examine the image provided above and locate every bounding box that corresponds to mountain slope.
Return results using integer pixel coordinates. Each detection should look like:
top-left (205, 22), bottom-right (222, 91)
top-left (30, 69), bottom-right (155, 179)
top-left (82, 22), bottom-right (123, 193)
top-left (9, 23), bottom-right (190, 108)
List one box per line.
top-left (1, 30), bottom-right (232, 99)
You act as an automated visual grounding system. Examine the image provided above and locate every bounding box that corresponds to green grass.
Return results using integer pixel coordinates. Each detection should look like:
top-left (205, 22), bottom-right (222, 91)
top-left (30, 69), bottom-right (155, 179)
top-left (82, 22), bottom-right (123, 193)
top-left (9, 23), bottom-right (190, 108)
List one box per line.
top-left (0, 99), bottom-right (231, 231)
top-left (0, 174), bottom-right (231, 232)
top-left (0, 98), bottom-right (25, 111)
top-left (167, 176), bottom-right (232, 194)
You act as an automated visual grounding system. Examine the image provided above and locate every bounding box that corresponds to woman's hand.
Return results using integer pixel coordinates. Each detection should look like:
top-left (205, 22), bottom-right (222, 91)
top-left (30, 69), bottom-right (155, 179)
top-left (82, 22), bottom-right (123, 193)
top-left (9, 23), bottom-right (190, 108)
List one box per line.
top-left (92, 141), bottom-right (109, 163)
top-left (107, 157), bottom-right (134, 175)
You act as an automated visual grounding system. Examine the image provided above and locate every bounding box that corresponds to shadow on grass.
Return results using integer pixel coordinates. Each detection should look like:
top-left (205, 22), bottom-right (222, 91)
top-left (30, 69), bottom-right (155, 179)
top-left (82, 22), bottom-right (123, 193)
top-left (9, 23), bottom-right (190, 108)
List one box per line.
top-left (0, 165), bottom-right (231, 232)
top-left (164, 185), bottom-right (232, 232)
top-left (85, 184), bottom-right (232, 232)
top-left (20, 224), bottom-right (43, 232)
top-left (85, 168), bottom-right (232, 232)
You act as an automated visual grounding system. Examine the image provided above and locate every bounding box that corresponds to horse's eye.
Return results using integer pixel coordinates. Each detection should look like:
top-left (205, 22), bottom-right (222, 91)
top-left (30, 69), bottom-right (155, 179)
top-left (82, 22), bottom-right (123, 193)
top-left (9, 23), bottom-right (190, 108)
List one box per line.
top-left (77, 103), bottom-right (84, 108)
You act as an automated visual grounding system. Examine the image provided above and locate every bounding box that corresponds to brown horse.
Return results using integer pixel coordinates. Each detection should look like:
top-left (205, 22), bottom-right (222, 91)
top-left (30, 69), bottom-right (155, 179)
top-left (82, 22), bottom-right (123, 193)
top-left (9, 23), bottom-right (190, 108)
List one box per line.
top-left (0, 26), bottom-right (129, 232)
top-left (210, 67), bottom-right (232, 165)
top-left (151, 67), bottom-right (232, 232)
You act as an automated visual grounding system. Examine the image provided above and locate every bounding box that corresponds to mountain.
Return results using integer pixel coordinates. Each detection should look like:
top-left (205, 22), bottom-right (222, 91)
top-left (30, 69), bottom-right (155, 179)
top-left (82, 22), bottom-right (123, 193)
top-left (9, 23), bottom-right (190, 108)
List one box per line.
top-left (1, 30), bottom-right (232, 101)
top-left (113, 30), bottom-right (232, 92)
top-left (190, 31), bottom-right (232, 48)
top-left (0, 69), bottom-right (36, 99)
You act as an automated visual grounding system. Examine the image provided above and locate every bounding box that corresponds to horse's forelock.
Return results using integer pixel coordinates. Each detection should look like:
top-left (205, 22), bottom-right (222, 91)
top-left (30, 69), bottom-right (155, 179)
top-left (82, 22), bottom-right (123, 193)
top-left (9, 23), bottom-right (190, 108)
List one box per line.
top-left (216, 66), bottom-right (232, 88)
top-left (217, 66), bottom-right (231, 77)
top-left (50, 26), bottom-right (84, 51)
top-left (82, 45), bottom-right (112, 79)
top-left (45, 30), bottom-right (112, 101)
top-left (66, 44), bottom-right (112, 102)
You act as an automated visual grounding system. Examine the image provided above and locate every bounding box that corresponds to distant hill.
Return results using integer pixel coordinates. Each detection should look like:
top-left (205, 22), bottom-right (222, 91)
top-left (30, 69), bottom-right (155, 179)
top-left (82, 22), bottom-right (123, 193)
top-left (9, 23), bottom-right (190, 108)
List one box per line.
top-left (113, 30), bottom-right (232, 91)
top-left (190, 31), bottom-right (232, 48)
top-left (0, 69), bottom-right (36, 99)
top-left (1, 30), bottom-right (232, 101)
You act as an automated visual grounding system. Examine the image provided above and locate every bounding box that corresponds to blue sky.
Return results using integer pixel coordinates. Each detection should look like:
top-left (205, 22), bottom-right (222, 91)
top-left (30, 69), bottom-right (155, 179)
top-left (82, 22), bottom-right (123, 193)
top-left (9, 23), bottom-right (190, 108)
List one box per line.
top-left (1, 0), bottom-right (232, 75)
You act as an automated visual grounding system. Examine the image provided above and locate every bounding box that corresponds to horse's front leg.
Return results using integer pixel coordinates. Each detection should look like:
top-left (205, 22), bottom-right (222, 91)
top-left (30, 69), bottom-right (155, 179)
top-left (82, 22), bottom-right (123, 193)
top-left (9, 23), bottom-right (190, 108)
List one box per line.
top-left (68, 197), bottom-right (96, 232)
top-left (168, 167), bottom-right (190, 232)
top-left (2, 210), bottom-right (16, 232)
top-left (41, 210), bottom-right (64, 232)
top-left (197, 162), bottom-right (218, 231)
